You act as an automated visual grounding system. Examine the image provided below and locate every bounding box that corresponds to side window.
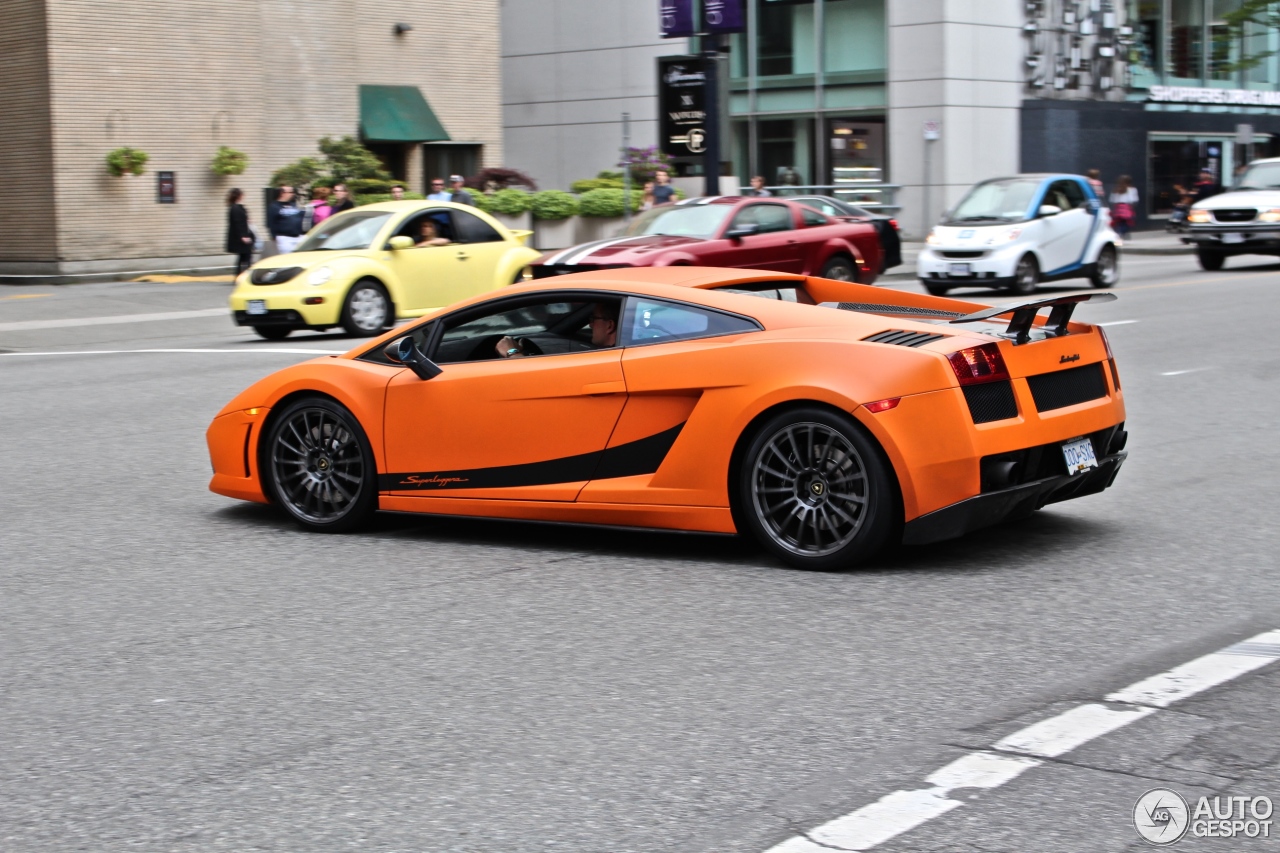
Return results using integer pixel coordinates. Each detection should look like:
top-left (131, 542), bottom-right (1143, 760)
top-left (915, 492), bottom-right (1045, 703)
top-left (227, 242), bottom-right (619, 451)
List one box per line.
top-left (452, 210), bottom-right (503, 244)
top-left (623, 298), bottom-right (761, 346)
top-left (1044, 182), bottom-right (1073, 212)
top-left (432, 297), bottom-right (622, 364)
top-left (729, 203), bottom-right (794, 235)
top-left (802, 208), bottom-right (828, 227)
top-left (1059, 180), bottom-right (1086, 209)
top-left (397, 209), bottom-right (456, 244)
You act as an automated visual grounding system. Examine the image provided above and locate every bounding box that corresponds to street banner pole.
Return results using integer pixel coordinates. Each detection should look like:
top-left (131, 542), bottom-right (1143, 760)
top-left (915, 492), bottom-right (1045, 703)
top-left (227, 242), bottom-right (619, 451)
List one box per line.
top-left (623, 112), bottom-right (632, 226)
top-left (702, 39), bottom-right (720, 196)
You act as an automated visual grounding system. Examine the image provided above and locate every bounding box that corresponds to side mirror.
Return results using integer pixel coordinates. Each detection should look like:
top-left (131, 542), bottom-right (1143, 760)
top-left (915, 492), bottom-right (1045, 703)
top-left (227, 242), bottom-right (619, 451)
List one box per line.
top-left (725, 223), bottom-right (761, 241)
top-left (384, 336), bottom-right (443, 380)
top-left (387, 235), bottom-right (415, 250)
top-left (1038, 204), bottom-right (1063, 217)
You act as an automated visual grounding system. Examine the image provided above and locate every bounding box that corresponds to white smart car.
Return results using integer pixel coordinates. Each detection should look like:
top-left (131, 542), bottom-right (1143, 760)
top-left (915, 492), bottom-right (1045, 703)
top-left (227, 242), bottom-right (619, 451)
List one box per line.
top-left (917, 174), bottom-right (1120, 296)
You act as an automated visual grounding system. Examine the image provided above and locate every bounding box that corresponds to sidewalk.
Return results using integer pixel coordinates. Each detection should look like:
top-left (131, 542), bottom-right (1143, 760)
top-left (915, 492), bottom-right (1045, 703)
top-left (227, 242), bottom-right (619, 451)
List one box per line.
top-left (884, 227), bottom-right (1190, 281)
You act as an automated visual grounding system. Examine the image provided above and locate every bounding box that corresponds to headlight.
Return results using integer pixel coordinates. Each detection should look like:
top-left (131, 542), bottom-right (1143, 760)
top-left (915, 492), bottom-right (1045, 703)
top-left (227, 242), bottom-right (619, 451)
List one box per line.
top-left (925, 229), bottom-right (940, 245)
top-left (307, 266), bottom-right (334, 286)
top-left (986, 228), bottom-right (1022, 245)
top-left (1259, 209), bottom-right (1280, 223)
top-left (1187, 210), bottom-right (1211, 224)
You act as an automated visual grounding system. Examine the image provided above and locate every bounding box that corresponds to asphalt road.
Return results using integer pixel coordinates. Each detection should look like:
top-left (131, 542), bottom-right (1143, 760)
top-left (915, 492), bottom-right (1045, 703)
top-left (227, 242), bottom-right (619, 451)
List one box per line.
top-left (2, 253), bottom-right (1278, 852)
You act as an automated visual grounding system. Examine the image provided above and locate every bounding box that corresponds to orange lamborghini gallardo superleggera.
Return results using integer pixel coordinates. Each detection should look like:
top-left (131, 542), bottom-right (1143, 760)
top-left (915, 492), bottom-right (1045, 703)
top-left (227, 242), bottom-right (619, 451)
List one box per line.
top-left (207, 268), bottom-right (1128, 570)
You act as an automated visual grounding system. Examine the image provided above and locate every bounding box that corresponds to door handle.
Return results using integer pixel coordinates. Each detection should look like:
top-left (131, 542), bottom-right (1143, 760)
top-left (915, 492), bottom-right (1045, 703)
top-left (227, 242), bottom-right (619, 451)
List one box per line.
top-left (456, 252), bottom-right (470, 260)
top-left (582, 380), bottom-right (626, 396)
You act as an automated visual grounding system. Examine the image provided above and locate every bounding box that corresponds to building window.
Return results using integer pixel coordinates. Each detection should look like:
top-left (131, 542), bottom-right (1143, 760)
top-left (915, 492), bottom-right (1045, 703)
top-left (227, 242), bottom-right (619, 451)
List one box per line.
top-left (756, 0), bottom-right (814, 77)
top-left (828, 119), bottom-right (884, 197)
top-left (759, 118), bottom-right (813, 187)
top-left (1170, 0), bottom-right (1205, 80)
top-left (822, 0), bottom-right (886, 74)
top-left (1210, 0), bottom-right (1243, 80)
top-left (1127, 0), bottom-right (1163, 85)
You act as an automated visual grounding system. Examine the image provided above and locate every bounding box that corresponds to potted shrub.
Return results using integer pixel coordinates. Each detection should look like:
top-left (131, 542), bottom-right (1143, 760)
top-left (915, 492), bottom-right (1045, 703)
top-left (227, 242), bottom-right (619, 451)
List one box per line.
top-left (210, 146), bottom-right (249, 176)
top-left (530, 190), bottom-right (579, 250)
top-left (487, 188), bottom-right (533, 232)
top-left (575, 188), bottom-right (640, 243)
top-left (105, 147), bottom-right (149, 177)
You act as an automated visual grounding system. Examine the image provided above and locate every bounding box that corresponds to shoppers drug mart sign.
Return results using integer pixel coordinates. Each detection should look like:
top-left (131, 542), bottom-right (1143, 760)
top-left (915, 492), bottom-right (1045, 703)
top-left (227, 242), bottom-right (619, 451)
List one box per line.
top-left (1148, 86), bottom-right (1280, 107)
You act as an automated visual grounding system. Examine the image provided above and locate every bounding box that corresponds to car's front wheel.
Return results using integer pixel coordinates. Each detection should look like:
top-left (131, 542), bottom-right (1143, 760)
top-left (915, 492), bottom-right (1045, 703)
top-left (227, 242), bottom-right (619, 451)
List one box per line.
top-left (253, 326), bottom-right (292, 341)
top-left (1197, 249), bottom-right (1225, 271)
top-left (341, 279), bottom-right (391, 336)
top-left (820, 256), bottom-right (857, 282)
top-left (736, 407), bottom-right (896, 570)
top-left (923, 281), bottom-right (950, 297)
top-left (1010, 253), bottom-right (1040, 295)
top-left (1090, 244), bottom-right (1119, 288)
top-left (263, 397), bottom-right (378, 532)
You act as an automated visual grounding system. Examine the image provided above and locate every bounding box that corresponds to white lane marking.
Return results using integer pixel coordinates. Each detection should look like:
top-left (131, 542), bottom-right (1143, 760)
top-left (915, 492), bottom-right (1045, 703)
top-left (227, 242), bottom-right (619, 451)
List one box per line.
top-left (0, 348), bottom-right (342, 357)
top-left (0, 307), bottom-right (227, 331)
top-left (1096, 319), bottom-right (1140, 326)
top-left (1161, 367), bottom-right (1211, 376)
top-left (1107, 629), bottom-right (1280, 708)
top-left (763, 628), bottom-right (1280, 852)
top-left (993, 703), bottom-right (1154, 758)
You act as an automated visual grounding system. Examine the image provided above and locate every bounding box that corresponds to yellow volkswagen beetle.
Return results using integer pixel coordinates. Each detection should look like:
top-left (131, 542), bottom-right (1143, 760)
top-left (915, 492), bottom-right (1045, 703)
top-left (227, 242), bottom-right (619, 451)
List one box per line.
top-left (230, 201), bottom-right (540, 339)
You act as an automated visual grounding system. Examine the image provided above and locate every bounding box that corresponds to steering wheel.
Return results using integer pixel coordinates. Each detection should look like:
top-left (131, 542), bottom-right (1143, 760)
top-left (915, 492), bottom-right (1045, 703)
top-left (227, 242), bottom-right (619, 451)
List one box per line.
top-left (466, 333), bottom-right (545, 360)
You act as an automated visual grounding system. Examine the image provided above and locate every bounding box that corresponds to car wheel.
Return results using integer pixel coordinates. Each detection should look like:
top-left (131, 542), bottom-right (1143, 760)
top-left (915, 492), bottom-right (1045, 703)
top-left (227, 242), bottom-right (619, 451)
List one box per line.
top-left (264, 397), bottom-right (377, 533)
top-left (1197, 249), bottom-right (1225, 271)
top-left (820, 256), bottom-right (857, 282)
top-left (923, 282), bottom-right (950, 297)
top-left (253, 326), bottom-right (292, 341)
top-left (1010, 253), bottom-right (1040, 295)
top-left (341, 280), bottom-right (391, 336)
top-left (1089, 244), bottom-right (1119, 288)
top-left (736, 407), bottom-right (896, 570)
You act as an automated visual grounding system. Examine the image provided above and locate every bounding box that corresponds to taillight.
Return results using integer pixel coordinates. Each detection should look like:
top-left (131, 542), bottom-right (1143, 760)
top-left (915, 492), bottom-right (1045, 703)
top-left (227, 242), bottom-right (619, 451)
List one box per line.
top-left (947, 343), bottom-right (1010, 385)
top-left (1097, 328), bottom-right (1121, 389)
top-left (889, 219), bottom-right (899, 230)
top-left (1097, 326), bottom-right (1114, 358)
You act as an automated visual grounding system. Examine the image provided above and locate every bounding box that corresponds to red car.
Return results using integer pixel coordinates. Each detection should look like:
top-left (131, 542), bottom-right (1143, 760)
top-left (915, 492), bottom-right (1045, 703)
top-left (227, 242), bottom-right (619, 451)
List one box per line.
top-left (532, 196), bottom-right (883, 282)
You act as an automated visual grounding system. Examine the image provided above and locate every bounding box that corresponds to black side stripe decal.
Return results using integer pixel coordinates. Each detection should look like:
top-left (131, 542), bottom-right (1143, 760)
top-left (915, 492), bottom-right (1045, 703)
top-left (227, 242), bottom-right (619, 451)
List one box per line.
top-left (379, 422), bottom-right (686, 491)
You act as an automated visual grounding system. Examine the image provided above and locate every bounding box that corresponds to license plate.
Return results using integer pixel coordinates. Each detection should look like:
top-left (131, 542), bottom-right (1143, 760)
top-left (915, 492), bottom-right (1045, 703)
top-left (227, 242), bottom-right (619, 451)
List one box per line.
top-left (1221, 232), bottom-right (1245, 244)
top-left (949, 263), bottom-right (972, 276)
top-left (246, 300), bottom-right (267, 315)
top-left (1062, 437), bottom-right (1098, 475)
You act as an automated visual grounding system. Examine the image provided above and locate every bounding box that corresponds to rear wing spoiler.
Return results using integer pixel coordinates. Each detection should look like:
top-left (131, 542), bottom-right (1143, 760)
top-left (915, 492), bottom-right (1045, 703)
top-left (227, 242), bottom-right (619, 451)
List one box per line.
top-left (949, 292), bottom-right (1117, 344)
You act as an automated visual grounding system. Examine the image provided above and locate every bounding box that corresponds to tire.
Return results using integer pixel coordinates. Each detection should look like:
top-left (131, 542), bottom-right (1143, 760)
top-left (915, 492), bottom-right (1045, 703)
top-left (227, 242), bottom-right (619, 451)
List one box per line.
top-left (820, 256), bottom-right (857, 282)
top-left (340, 279), bottom-right (392, 336)
top-left (735, 407), bottom-right (896, 570)
top-left (263, 397), bottom-right (378, 533)
top-left (1197, 249), bottom-right (1225, 271)
top-left (1089, 244), bottom-right (1119, 288)
top-left (1010, 253), bottom-right (1040, 295)
top-left (923, 281), bottom-right (950, 297)
top-left (253, 326), bottom-right (292, 341)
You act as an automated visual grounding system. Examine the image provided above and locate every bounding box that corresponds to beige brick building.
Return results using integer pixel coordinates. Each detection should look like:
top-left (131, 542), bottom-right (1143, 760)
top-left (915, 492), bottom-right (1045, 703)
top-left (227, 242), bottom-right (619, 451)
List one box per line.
top-left (0, 0), bottom-right (502, 281)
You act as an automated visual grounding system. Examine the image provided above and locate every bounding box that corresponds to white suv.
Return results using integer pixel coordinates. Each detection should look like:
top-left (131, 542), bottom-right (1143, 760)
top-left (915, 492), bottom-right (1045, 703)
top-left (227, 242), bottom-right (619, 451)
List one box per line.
top-left (1182, 157), bottom-right (1280, 270)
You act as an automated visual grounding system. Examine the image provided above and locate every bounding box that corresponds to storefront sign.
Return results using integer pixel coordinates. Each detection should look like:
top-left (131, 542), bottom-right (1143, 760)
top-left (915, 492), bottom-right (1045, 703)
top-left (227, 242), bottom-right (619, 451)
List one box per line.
top-left (157, 171), bottom-right (176, 203)
top-left (658, 55), bottom-right (707, 162)
top-left (1148, 85), bottom-right (1280, 107)
top-left (659, 0), bottom-right (695, 38)
top-left (704, 0), bottom-right (745, 33)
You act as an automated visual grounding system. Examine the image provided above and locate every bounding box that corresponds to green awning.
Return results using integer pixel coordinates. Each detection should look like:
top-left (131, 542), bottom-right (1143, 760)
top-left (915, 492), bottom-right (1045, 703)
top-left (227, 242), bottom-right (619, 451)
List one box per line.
top-left (359, 85), bottom-right (450, 143)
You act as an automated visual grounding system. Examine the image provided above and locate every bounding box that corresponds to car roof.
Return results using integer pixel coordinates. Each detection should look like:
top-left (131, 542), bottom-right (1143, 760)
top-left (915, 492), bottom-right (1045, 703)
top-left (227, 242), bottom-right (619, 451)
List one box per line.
top-left (355, 200), bottom-right (476, 212)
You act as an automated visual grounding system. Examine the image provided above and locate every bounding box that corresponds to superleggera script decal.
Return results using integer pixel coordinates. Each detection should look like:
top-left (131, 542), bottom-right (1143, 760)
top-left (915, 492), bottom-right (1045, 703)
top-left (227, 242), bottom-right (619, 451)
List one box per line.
top-left (398, 474), bottom-right (470, 488)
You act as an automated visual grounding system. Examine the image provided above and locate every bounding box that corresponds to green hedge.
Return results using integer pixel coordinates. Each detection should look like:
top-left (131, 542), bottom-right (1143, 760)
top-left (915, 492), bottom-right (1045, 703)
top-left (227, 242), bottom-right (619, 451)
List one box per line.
top-left (530, 190), bottom-right (579, 221)
top-left (570, 176), bottom-right (624, 193)
top-left (578, 188), bottom-right (643, 218)
top-left (488, 189), bottom-right (533, 215)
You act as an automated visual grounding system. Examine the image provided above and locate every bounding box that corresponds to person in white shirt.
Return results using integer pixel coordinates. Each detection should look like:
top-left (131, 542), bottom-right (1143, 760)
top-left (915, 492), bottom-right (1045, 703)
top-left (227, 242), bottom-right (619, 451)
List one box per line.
top-left (1109, 174), bottom-right (1138, 244)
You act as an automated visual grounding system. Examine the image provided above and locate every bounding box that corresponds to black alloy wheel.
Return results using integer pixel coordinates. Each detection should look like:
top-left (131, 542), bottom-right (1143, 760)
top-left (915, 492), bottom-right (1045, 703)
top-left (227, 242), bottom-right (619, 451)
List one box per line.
top-left (1010, 253), bottom-right (1040, 295)
top-left (253, 326), bottom-right (292, 341)
top-left (1196, 249), bottom-right (1225, 271)
top-left (1089, 244), bottom-right (1119, 288)
top-left (923, 281), bottom-right (951, 297)
top-left (265, 397), bottom-right (377, 532)
top-left (341, 279), bottom-right (392, 336)
top-left (736, 407), bottom-right (896, 570)
top-left (820, 256), bottom-right (857, 282)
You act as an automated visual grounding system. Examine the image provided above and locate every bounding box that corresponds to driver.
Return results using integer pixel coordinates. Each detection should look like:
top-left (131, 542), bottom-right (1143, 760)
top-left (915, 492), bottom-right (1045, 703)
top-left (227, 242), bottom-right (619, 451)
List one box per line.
top-left (416, 218), bottom-right (451, 247)
top-left (497, 301), bottom-right (618, 358)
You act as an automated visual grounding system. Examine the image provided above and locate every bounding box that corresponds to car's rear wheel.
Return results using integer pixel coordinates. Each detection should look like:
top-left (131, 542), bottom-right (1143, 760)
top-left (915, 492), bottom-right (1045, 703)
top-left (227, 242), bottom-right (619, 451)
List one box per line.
top-left (1010, 253), bottom-right (1040, 295)
top-left (736, 407), bottom-right (895, 570)
top-left (341, 279), bottom-right (391, 336)
top-left (264, 397), bottom-right (377, 532)
top-left (820, 256), bottom-right (857, 282)
top-left (1090, 244), bottom-right (1119, 288)
top-left (1197, 249), bottom-right (1225, 271)
top-left (923, 281), bottom-right (950, 297)
top-left (253, 326), bottom-right (292, 341)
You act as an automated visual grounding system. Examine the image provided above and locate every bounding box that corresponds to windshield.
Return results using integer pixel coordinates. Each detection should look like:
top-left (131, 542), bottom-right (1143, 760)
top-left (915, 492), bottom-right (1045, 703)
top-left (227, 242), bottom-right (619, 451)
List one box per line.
top-left (945, 178), bottom-right (1041, 224)
top-left (1232, 161), bottom-right (1280, 191)
top-left (295, 211), bottom-right (393, 251)
top-left (624, 204), bottom-right (734, 238)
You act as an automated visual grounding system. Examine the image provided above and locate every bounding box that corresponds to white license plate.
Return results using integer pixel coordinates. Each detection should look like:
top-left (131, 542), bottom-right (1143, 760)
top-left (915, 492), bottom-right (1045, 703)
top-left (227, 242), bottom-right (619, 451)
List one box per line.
top-left (1221, 232), bottom-right (1245, 244)
top-left (949, 263), bottom-right (972, 276)
top-left (1062, 437), bottom-right (1098, 475)
top-left (246, 300), bottom-right (267, 315)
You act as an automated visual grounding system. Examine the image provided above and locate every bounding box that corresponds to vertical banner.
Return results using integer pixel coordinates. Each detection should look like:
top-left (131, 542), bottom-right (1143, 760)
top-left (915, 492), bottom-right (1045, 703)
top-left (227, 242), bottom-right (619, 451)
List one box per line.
top-left (657, 56), bottom-right (708, 162)
top-left (704, 0), bottom-right (745, 33)
top-left (659, 0), bottom-right (695, 38)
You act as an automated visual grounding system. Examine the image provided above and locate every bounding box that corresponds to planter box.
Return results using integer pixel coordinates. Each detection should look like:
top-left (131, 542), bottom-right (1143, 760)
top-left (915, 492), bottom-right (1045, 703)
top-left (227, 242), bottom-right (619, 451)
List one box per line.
top-left (491, 210), bottom-right (531, 234)
top-left (574, 216), bottom-right (626, 244)
top-left (533, 217), bottom-right (576, 251)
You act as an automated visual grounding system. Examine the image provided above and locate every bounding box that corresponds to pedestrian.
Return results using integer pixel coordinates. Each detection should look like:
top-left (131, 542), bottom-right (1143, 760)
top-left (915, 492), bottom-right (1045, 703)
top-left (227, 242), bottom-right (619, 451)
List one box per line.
top-left (449, 175), bottom-right (474, 205)
top-left (640, 181), bottom-right (656, 210)
top-left (1086, 168), bottom-right (1104, 200)
top-left (225, 188), bottom-right (253, 276)
top-left (330, 183), bottom-right (355, 215)
top-left (1190, 169), bottom-right (1222, 203)
top-left (652, 169), bottom-right (676, 205)
top-left (306, 186), bottom-right (333, 229)
top-left (427, 177), bottom-right (451, 202)
top-left (390, 184), bottom-right (406, 201)
top-left (744, 175), bottom-right (772, 197)
top-left (267, 185), bottom-right (305, 254)
top-left (1109, 174), bottom-right (1138, 245)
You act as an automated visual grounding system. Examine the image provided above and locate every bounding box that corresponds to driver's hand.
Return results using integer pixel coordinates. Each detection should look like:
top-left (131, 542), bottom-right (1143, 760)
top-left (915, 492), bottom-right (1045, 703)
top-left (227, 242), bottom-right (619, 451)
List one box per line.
top-left (496, 336), bottom-right (521, 358)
